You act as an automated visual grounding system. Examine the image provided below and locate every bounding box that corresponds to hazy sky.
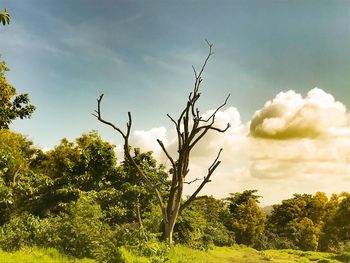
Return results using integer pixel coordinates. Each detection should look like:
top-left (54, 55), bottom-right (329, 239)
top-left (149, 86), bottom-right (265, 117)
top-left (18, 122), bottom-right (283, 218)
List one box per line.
top-left (1, 0), bottom-right (350, 204)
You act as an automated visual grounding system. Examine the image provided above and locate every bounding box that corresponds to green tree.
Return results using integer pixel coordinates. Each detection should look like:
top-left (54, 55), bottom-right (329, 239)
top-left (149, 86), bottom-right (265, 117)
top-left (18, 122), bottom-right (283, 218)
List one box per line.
top-left (0, 130), bottom-right (42, 224)
top-left (267, 192), bottom-right (328, 251)
top-left (294, 217), bottom-right (320, 251)
top-left (175, 196), bottom-right (234, 248)
top-left (225, 190), bottom-right (266, 248)
top-left (319, 194), bottom-right (340, 252)
top-left (32, 132), bottom-right (118, 215)
top-left (320, 193), bottom-right (350, 252)
top-left (0, 57), bottom-right (36, 129)
top-left (118, 149), bottom-right (169, 227)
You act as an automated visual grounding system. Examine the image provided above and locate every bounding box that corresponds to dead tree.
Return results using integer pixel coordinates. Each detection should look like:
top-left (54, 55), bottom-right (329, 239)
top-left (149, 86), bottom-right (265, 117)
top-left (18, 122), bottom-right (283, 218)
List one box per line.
top-left (94, 41), bottom-right (230, 245)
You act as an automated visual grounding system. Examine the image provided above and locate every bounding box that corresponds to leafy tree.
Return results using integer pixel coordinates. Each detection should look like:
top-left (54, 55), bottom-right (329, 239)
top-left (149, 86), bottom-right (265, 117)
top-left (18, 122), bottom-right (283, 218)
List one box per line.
top-left (96, 148), bottom-right (169, 227)
top-left (32, 131), bottom-right (118, 215)
top-left (175, 196), bottom-right (234, 248)
top-left (294, 217), bottom-right (320, 251)
top-left (267, 192), bottom-right (329, 251)
top-left (94, 41), bottom-right (230, 244)
top-left (320, 193), bottom-right (350, 252)
top-left (0, 57), bottom-right (36, 129)
top-left (226, 190), bottom-right (261, 215)
top-left (0, 130), bottom-right (40, 224)
top-left (225, 190), bottom-right (266, 248)
top-left (319, 194), bottom-right (340, 252)
top-left (118, 149), bottom-right (169, 227)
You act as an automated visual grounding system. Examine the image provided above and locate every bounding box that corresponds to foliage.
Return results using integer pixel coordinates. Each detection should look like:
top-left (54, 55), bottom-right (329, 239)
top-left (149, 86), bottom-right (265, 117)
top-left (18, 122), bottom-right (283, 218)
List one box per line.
top-left (225, 190), bottom-right (267, 248)
top-left (0, 212), bottom-right (39, 251)
top-left (174, 196), bottom-right (234, 249)
top-left (0, 8), bottom-right (10, 25)
top-left (0, 57), bottom-right (36, 129)
top-left (320, 193), bottom-right (350, 252)
top-left (35, 194), bottom-right (116, 260)
top-left (31, 131), bottom-right (118, 216)
top-left (112, 226), bottom-right (170, 262)
top-left (1, 128), bottom-right (350, 259)
top-left (0, 130), bottom-right (41, 223)
top-left (117, 148), bottom-right (169, 226)
top-left (267, 192), bottom-right (329, 251)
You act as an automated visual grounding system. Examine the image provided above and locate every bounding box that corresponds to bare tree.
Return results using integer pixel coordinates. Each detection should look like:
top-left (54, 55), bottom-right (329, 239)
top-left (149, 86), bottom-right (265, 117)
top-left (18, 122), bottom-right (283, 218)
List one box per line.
top-left (94, 41), bottom-right (230, 244)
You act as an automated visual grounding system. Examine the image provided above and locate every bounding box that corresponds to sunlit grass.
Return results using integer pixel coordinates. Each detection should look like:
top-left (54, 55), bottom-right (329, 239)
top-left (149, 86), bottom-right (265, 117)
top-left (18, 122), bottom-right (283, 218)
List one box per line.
top-left (122, 245), bottom-right (343, 263)
top-left (1, 245), bottom-right (347, 263)
top-left (0, 247), bottom-right (96, 263)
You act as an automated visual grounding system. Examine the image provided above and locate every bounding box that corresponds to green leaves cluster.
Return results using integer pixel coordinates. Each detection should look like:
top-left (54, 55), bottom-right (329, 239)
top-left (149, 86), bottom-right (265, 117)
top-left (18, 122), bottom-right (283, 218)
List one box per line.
top-left (0, 8), bottom-right (10, 25)
top-left (224, 190), bottom-right (266, 249)
top-left (0, 57), bottom-right (36, 129)
top-left (267, 192), bottom-right (350, 252)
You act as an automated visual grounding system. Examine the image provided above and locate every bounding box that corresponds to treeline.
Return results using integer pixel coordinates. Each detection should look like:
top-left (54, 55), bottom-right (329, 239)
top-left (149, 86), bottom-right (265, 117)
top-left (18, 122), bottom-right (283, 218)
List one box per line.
top-left (0, 129), bottom-right (350, 262)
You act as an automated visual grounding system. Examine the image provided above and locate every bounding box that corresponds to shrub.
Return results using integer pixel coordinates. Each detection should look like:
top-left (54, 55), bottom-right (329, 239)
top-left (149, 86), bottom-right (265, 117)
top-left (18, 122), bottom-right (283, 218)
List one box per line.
top-left (34, 193), bottom-right (118, 261)
top-left (0, 212), bottom-right (40, 251)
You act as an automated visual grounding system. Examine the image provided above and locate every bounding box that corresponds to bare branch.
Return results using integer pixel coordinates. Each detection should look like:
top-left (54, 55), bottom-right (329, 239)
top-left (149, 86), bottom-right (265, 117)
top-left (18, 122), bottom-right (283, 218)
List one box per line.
top-left (192, 65), bottom-right (198, 79)
top-left (208, 123), bottom-right (231, 133)
top-left (179, 148), bottom-right (223, 213)
top-left (197, 40), bottom-right (214, 81)
top-left (200, 94), bottom-right (231, 123)
top-left (184, 177), bottom-right (202, 184)
top-left (93, 94), bottom-right (127, 138)
top-left (157, 139), bottom-right (176, 171)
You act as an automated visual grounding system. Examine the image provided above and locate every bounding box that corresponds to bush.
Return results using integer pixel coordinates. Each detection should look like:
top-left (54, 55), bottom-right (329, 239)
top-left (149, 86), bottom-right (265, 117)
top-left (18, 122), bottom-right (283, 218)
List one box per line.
top-left (0, 212), bottom-right (40, 251)
top-left (34, 193), bottom-right (118, 262)
top-left (113, 226), bottom-right (169, 262)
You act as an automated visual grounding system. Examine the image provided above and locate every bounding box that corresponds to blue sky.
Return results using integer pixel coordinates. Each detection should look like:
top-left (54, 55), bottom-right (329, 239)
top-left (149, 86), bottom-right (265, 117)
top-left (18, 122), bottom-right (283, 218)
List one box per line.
top-left (1, 0), bottom-right (350, 203)
top-left (1, 0), bottom-right (349, 148)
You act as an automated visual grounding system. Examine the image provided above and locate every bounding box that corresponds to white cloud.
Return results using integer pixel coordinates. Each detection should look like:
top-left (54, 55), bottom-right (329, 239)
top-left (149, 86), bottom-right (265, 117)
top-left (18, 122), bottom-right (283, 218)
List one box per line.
top-left (247, 88), bottom-right (350, 204)
top-left (250, 88), bottom-right (350, 139)
top-left (131, 127), bottom-right (169, 162)
top-left (123, 88), bottom-right (350, 205)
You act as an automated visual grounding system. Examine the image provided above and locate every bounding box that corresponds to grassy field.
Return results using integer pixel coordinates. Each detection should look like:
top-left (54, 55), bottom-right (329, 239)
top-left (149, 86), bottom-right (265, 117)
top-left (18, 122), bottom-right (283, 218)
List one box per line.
top-left (1, 245), bottom-right (349, 263)
top-left (0, 247), bottom-right (95, 263)
top-left (165, 245), bottom-right (348, 263)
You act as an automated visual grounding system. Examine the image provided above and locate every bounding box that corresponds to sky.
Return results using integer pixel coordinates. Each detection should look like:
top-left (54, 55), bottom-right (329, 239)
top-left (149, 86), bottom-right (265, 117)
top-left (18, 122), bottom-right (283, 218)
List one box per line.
top-left (1, 0), bottom-right (350, 205)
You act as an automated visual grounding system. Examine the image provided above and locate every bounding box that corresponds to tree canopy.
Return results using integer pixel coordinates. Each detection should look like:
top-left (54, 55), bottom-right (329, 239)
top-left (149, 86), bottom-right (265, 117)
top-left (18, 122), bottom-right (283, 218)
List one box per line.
top-left (0, 57), bottom-right (36, 129)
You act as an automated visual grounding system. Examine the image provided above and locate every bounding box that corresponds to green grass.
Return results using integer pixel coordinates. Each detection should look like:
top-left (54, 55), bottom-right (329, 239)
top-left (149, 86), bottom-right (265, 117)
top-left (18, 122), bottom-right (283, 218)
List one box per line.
top-left (120, 245), bottom-right (345, 263)
top-left (0, 247), bottom-right (96, 263)
top-left (165, 245), bottom-right (341, 263)
top-left (1, 245), bottom-right (347, 263)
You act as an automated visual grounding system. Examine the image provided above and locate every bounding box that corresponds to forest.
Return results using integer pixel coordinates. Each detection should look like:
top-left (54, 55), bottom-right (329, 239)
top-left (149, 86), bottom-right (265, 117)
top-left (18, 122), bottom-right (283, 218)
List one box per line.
top-left (1, 128), bottom-right (350, 262)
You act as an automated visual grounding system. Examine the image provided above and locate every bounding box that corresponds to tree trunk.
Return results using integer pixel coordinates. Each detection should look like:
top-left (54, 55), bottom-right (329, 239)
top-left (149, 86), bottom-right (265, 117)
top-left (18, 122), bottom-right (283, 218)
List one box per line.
top-left (136, 199), bottom-right (143, 228)
top-left (164, 220), bottom-right (176, 245)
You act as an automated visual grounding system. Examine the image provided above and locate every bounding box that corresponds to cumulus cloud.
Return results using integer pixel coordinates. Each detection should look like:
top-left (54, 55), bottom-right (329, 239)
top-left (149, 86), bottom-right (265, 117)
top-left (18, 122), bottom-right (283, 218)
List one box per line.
top-left (250, 88), bottom-right (350, 139)
top-left (122, 88), bottom-right (350, 205)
